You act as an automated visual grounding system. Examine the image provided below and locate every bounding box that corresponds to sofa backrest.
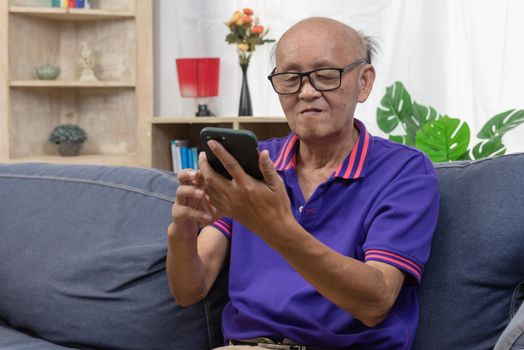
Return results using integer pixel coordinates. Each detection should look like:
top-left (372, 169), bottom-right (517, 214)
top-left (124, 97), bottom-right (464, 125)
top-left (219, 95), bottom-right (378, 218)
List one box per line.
top-left (414, 153), bottom-right (524, 350)
top-left (0, 163), bottom-right (228, 350)
top-left (2, 153), bottom-right (522, 350)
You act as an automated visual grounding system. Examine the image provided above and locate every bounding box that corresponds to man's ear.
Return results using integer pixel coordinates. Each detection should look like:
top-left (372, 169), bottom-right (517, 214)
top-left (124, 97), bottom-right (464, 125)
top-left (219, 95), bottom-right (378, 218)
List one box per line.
top-left (358, 64), bottom-right (376, 103)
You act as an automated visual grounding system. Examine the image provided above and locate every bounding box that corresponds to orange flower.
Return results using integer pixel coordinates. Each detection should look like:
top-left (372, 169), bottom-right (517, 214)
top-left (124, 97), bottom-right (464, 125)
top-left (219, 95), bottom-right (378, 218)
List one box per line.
top-left (243, 15), bottom-right (253, 25)
top-left (251, 25), bottom-right (264, 34)
top-left (243, 8), bottom-right (254, 16)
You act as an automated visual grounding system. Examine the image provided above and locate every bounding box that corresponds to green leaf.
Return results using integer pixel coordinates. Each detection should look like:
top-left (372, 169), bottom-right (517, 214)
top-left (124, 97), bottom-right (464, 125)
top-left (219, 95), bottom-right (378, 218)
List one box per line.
top-left (457, 151), bottom-right (472, 161)
top-left (376, 81), bottom-right (413, 134)
top-left (401, 101), bottom-right (439, 144)
top-left (225, 33), bottom-right (239, 44)
top-left (412, 102), bottom-right (438, 129)
top-left (477, 109), bottom-right (524, 139)
top-left (471, 137), bottom-right (506, 160)
top-left (415, 116), bottom-right (471, 162)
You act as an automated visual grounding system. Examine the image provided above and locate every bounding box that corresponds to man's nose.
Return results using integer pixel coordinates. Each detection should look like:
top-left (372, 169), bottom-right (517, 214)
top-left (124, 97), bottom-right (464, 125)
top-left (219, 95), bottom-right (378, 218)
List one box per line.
top-left (298, 76), bottom-right (321, 98)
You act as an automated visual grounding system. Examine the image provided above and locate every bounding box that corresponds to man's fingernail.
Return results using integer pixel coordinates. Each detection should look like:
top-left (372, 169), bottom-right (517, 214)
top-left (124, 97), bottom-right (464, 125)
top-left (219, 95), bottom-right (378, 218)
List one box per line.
top-left (194, 189), bottom-right (204, 198)
top-left (207, 140), bottom-right (217, 150)
top-left (263, 151), bottom-right (272, 164)
top-left (202, 213), bottom-right (212, 221)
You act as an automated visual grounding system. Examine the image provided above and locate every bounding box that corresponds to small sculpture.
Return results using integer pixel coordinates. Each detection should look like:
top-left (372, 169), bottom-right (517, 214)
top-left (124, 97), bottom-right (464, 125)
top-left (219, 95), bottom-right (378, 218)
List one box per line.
top-left (79, 42), bottom-right (98, 81)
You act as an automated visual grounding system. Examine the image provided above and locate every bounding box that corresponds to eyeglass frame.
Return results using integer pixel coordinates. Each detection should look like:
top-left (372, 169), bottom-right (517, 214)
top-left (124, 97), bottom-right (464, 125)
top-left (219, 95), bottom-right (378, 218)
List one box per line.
top-left (267, 58), bottom-right (368, 95)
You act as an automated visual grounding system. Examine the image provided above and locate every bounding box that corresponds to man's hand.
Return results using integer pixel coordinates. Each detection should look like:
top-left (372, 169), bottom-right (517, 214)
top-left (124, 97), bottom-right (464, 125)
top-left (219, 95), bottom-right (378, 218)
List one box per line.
top-left (167, 169), bottom-right (221, 241)
top-left (166, 169), bottom-right (229, 307)
top-left (199, 140), bottom-right (292, 237)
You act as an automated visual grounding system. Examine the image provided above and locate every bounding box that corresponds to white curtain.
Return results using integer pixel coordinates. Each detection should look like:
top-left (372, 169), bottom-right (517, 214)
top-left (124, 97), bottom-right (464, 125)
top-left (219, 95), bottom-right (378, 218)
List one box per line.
top-left (154, 0), bottom-right (524, 153)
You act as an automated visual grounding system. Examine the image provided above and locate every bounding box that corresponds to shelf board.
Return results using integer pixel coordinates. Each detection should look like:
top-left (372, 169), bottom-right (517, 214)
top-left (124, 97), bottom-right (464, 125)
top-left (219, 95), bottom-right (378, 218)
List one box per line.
top-left (151, 116), bottom-right (288, 124)
top-left (7, 154), bottom-right (144, 167)
top-left (10, 80), bottom-right (135, 88)
top-left (9, 6), bottom-right (134, 21)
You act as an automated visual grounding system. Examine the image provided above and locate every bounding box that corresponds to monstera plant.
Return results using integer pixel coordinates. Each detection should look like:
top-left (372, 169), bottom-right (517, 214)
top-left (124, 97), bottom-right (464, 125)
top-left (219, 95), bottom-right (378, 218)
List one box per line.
top-left (376, 81), bottom-right (524, 162)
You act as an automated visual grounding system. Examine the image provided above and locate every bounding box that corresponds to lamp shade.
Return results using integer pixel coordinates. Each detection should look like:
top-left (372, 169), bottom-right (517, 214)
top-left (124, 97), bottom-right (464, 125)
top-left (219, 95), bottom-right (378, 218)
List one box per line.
top-left (176, 58), bottom-right (220, 98)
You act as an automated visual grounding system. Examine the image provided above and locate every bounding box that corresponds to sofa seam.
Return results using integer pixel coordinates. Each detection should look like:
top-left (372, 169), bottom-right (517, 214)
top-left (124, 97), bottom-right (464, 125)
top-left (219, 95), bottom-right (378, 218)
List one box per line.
top-left (434, 152), bottom-right (524, 169)
top-left (0, 173), bottom-right (175, 202)
top-left (510, 281), bottom-right (524, 318)
top-left (203, 297), bottom-right (214, 348)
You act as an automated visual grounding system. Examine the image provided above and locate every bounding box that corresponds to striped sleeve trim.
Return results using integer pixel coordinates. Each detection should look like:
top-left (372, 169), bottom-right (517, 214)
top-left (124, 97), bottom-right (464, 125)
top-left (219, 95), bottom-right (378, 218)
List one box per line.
top-left (365, 249), bottom-right (423, 282)
top-left (211, 219), bottom-right (232, 239)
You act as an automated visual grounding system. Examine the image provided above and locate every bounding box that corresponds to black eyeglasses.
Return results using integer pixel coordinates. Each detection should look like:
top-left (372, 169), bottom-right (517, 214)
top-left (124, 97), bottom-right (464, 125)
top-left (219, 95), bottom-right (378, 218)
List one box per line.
top-left (267, 58), bottom-right (367, 95)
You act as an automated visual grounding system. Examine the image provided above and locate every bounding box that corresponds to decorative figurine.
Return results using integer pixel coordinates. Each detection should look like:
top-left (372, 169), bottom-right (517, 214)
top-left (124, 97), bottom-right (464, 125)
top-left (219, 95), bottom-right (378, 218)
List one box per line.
top-left (79, 42), bottom-right (98, 81)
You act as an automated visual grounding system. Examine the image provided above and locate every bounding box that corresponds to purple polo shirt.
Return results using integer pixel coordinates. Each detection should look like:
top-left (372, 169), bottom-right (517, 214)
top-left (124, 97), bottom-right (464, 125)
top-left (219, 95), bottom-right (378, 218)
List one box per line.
top-left (211, 119), bottom-right (439, 349)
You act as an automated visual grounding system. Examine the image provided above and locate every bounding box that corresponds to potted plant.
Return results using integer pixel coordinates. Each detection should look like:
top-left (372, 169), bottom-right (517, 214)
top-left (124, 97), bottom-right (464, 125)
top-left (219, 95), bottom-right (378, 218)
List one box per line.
top-left (48, 124), bottom-right (88, 156)
top-left (377, 81), bottom-right (524, 162)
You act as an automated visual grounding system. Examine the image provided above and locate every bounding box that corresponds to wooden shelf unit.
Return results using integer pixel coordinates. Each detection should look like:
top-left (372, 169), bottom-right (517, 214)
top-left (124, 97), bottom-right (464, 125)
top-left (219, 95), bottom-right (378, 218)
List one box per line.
top-left (9, 6), bottom-right (134, 20)
top-left (151, 116), bottom-right (291, 171)
top-left (10, 80), bottom-right (135, 88)
top-left (0, 0), bottom-right (152, 168)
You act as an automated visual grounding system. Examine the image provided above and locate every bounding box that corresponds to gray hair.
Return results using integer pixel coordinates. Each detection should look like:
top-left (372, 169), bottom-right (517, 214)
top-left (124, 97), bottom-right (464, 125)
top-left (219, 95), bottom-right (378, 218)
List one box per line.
top-left (358, 31), bottom-right (379, 64)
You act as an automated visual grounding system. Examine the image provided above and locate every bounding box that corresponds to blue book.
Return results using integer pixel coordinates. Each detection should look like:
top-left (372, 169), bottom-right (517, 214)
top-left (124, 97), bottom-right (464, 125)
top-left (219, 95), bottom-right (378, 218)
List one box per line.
top-left (192, 148), bottom-right (199, 169)
top-left (187, 147), bottom-right (194, 169)
top-left (76, 0), bottom-right (85, 8)
top-left (180, 146), bottom-right (188, 169)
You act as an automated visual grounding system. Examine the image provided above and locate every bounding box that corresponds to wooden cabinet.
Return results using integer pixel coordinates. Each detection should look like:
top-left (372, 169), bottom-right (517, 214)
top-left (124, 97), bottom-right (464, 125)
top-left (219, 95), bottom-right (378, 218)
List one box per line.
top-left (151, 116), bottom-right (291, 171)
top-left (0, 0), bottom-right (152, 166)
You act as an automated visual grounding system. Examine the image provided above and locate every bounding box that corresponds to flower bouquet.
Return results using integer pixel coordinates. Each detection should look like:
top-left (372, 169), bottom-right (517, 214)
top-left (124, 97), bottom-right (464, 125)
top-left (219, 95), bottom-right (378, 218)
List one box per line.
top-left (225, 8), bottom-right (275, 66)
top-left (225, 8), bottom-right (274, 115)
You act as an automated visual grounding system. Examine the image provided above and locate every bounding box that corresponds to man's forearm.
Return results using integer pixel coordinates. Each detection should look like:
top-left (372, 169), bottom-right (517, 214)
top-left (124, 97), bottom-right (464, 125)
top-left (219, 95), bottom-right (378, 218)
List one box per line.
top-left (258, 217), bottom-right (404, 327)
top-left (166, 223), bottom-right (208, 307)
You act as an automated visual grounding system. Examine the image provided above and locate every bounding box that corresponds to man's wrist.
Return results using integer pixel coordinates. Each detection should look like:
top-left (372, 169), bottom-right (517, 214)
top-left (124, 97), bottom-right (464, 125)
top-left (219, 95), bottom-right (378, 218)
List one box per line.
top-left (167, 222), bottom-right (198, 244)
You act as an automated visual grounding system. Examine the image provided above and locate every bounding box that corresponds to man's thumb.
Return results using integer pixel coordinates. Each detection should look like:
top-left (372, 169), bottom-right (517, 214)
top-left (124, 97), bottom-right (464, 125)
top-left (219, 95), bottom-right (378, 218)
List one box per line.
top-left (259, 150), bottom-right (279, 186)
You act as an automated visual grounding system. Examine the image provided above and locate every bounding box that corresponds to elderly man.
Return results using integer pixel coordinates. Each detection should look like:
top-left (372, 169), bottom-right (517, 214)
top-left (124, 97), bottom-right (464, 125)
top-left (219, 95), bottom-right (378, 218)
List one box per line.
top-left (166, 17), bottom-right (439, 350)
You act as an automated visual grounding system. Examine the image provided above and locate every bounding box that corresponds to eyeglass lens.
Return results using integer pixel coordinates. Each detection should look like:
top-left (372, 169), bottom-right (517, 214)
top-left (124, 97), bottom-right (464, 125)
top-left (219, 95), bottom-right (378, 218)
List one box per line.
top-left (272, 69), bottom-right (341, 94)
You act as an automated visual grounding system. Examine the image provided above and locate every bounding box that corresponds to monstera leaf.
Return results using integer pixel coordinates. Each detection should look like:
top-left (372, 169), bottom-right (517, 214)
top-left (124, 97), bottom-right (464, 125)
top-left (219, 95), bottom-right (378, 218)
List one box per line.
top-left (376, 81), bottom-right (413, 133)
top-left (477, 109), bottom-right (524, 139)
top-left (378, 81), bottom-right (523, 162)
top-left (411, 102), bottom-right (438, 132)
top-left (377, 82), bottom-right (438, 145)
top-left (471, 137), bottom-right (506, 159)
top-left (415, 116), bottom-right (471, 162)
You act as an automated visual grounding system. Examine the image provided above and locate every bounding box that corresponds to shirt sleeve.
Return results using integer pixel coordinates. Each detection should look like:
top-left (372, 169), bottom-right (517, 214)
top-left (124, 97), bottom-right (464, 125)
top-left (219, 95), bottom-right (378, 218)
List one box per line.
top-left (211, 217), bottom-right (233, 239)
top-left (363, 154), bottom-right (439, 283)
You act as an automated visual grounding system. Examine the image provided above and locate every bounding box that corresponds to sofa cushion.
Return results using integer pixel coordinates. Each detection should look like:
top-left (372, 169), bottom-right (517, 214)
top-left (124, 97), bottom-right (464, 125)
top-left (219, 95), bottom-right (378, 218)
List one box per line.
top-left (0, 326), bottom-right (74, 350)
top-left (0, 163), bottom-right (228, 350)
top-left (413, 153), bottom-right (524, 350)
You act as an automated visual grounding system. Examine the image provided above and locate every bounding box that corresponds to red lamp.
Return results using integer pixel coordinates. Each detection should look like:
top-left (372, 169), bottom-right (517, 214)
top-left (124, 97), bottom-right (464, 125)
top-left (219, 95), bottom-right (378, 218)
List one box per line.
top-left (176, 58), bottom-right (220, 116)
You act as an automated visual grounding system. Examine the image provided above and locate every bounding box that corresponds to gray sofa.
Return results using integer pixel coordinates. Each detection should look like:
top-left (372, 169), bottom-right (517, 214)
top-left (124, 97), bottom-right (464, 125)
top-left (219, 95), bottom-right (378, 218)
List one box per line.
top-left (0, 154), bottom-right (523, 350)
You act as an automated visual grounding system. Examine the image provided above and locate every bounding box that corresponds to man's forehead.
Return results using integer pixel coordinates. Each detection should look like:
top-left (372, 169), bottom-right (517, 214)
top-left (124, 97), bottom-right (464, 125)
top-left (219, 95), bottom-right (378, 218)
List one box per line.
top-left (276, 19), bottom-right (360, 60)
top-left (276, 33), bottom-right (357, 69)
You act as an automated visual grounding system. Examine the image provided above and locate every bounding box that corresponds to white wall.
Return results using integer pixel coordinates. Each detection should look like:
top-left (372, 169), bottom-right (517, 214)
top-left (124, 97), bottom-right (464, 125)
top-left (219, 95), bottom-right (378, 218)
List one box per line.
top-left (154, 0), bottom-right (524, 153)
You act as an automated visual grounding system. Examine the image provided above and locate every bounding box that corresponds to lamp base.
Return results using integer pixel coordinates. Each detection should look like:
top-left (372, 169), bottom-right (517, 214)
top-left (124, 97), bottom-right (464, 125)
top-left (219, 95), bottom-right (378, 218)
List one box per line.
top-left (195, 104), bottom-right (214, 117)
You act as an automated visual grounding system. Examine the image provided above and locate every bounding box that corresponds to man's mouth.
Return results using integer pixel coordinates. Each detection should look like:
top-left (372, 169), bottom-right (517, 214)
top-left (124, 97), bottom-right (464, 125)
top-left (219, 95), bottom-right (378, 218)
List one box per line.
top-left (300, 107), bottom-right (323, 115)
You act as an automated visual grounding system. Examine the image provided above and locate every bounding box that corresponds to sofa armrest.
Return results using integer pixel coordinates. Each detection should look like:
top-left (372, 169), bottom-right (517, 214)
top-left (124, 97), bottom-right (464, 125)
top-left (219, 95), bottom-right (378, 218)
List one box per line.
top-left (494, 302), bottom-right (524, 350)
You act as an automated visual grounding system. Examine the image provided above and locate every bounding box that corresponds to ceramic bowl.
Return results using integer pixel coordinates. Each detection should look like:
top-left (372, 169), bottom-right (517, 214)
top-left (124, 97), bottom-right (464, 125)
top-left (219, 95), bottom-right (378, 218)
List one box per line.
top-left (35, 65), bottom-right (60, 80)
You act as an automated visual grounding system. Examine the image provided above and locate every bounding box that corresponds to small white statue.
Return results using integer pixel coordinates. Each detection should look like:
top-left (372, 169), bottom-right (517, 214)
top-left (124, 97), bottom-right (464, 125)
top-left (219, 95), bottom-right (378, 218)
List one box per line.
top-left (79, 42), bottom-right (98, 81)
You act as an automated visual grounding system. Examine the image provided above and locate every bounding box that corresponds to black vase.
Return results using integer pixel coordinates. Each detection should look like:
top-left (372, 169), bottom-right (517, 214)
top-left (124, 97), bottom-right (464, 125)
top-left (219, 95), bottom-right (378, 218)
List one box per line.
top-left (238, 63), bottom-right (253, 116)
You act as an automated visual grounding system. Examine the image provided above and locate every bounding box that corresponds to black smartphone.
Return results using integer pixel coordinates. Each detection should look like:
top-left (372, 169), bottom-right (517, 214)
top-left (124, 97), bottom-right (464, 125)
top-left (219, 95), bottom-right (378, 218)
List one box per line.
top-left (200, 127), bottom-right (264, 180)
